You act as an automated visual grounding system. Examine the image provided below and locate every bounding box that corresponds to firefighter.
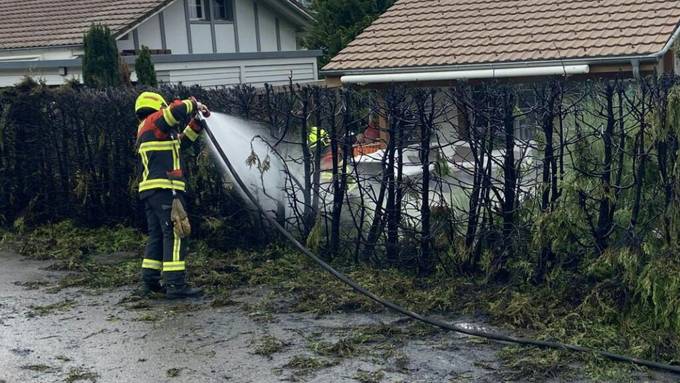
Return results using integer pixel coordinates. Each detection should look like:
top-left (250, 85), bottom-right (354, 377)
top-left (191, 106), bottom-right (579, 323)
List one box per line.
top-left (307, 126), bottom-right (329, 150)
top-left (134, 91), bottom-right (208, 299)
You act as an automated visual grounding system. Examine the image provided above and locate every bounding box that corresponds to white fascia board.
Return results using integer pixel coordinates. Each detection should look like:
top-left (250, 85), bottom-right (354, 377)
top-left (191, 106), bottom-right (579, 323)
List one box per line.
top-left (0, 54), bottom-right (41, 62)
top-left (340, 65), bottom-right (590, 84)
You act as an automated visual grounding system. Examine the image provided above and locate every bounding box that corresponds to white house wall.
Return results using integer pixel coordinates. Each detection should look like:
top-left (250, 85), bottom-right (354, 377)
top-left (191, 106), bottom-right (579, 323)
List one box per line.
top-left (137, 14), bottom-right (164, 50)
top-left (258, 4), bottom-right (278, 52)
top-left (0, 66), bottom-right (82, 87)
top-left (279, 18), bottom-right (297, 51)
top-left (117, 33), bottom-right (136, 51)
top-left (130, 0), bottom-right (302, 55)
top-left (215, 24), bottom-right (237, 53)
top-left (115, 0), bottom-right (302, 55)
top-left (243, 60), bottom-right (314, 86)
top-left (190, 24), bottom-right (213, 53)
top-left (153, 56), bottom-right (316, 87)
top-left (163, 0), bottom-right (190, 54)
top-left (236, 0), bottom-right (258, 52)
top-left (162, 65), bottom-right (242, 87)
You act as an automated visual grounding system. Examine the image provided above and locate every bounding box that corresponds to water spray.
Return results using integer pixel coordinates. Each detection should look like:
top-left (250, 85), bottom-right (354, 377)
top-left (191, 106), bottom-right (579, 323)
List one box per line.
top-left (199, 114), bottom-right (680, 375)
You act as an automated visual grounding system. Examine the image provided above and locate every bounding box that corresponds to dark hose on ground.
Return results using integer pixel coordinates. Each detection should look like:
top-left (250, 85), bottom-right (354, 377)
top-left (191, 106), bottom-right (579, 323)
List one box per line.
top-left (202, 122), bottom-right (680, 375)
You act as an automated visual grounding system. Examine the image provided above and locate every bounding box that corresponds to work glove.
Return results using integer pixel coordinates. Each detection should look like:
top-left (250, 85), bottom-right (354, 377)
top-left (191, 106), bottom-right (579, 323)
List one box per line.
top-left (171, 197), bottom-right (191, 238)
top-left (198, 103), bottom-right (210, 118)
top-left (189, 97), bottom-right (211, 118)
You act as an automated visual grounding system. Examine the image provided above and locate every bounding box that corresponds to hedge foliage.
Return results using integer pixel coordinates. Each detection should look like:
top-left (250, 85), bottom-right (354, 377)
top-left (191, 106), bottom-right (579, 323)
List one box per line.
top-left (0, 78), bottom-right (279, 247)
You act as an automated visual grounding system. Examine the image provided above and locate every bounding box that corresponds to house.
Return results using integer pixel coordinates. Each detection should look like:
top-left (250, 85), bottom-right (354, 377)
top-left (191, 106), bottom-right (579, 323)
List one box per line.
top-left (322, 0), bottom-right (680, 85)
top-left (0, 0), bottom-right (321, 87)
top-left (319, 0), bottom-right (680, 185)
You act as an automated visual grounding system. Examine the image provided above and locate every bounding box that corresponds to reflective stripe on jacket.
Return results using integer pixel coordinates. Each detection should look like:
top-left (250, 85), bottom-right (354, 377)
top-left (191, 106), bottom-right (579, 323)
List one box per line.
top-left (136, 99), bottom-right (201, 194)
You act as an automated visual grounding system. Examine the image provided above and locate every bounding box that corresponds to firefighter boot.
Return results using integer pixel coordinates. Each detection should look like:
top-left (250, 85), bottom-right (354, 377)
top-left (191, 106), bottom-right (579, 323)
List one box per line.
top-left (165, 272), bottom-right (203, 299)
top-left (166, 284), bottom-right (203, 299)
top-left (139, 269), bottom-right (165, 297)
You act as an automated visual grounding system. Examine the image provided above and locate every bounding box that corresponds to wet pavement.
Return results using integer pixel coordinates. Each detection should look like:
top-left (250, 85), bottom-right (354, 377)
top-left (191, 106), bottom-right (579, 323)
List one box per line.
top-left (0, 249), bottom-right (677, 383)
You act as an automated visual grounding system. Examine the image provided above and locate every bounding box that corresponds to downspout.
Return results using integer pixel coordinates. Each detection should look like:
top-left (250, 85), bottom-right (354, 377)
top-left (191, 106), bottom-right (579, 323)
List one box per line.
top-left (631, 59), bottom-right (641, 80)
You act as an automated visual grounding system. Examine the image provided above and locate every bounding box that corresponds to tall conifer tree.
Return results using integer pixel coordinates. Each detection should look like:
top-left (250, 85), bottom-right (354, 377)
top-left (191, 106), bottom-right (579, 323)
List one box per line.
top-left (135, 46), bottom-right (158, 87)
top-left (82, 24), bottom-right (121, 88)
top-left (304, 0), bottom-right (395, 68)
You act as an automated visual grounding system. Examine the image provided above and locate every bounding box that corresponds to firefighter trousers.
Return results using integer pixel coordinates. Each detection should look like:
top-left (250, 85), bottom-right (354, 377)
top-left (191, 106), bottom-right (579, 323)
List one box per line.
top-left (141, 189), bottom-right (188, 287)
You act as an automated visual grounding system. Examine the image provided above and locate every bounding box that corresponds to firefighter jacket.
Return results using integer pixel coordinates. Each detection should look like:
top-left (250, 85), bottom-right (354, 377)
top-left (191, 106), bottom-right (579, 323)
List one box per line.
top-left (136, 99), bottom-right (203, 197)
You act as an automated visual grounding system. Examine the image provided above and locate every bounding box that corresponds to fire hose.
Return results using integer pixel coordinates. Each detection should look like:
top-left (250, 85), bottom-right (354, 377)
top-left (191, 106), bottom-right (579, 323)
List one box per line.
top-left (201, 119), bottom-right (680, 375)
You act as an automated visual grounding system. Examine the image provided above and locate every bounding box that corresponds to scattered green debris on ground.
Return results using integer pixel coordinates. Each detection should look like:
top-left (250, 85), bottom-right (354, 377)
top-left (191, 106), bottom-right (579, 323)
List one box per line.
top-left (3, 220), bottom-right (142, 291)
top-left (448, 370), bottom-right (474, 382)
top-left (252, 335), bottom-right (288, 357)
top-left (283, 355), bottom-right (338, 378)
top-left (305, 322), bottom-right (409, 362)
top-left (165, 303), bottom-right (202, 314)
top-left (26, 299), bottom-right (75, 318)
top-left (347, 323), bottom-right (403, 345)
top-left (210, 288), bottom-right (237, 307)
top-left (19, 364), bottom-right (59, 373)
top-left (13, 280), bottom-right (50, 290)
top-left (12, 220), bottom-right (143, 261)
top-left (390, 351), bottom-right (410, 372)
top-left (3, 221), bottom-right (680, 380)
top-left (242, 291), bottom-right (278, 322)
top-left (353, 369), bottom-right (385, 383)
top-left (64, 367), bottom-right (98, 383)
top-left (300, 320), bottom-right (442, 372)
top-left (135, 312), bottom-right (160, 322)
top-left (308, 336), bottom-right (359, 358)
top-left (124, 299), bottom-right (152, 311)
top-left (497, 346), bottom-right (574, 382)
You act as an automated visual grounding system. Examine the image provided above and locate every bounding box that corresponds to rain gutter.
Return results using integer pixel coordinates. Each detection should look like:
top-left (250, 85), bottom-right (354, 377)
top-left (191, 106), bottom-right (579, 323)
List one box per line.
top-left (340, 64), bottom-right (590, 84)
top-left (652, 22), bottom-right (680, 61)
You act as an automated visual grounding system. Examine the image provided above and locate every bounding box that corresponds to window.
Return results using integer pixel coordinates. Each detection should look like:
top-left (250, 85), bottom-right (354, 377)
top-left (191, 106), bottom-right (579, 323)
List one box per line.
top-left (189, 0), bottom-right (208, 20)
top-left (189, 0), bottom-right (232, 22)
top-left (214, 0), bottom-right (233, 21)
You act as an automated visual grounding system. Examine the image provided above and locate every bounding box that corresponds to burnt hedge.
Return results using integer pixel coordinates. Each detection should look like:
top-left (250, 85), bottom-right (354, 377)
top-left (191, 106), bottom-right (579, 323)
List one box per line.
top-left (0, 79), bottom-right (276, 247)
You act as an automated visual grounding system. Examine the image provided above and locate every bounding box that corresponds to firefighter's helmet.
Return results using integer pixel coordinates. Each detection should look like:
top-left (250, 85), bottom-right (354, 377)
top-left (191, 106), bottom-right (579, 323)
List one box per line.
top-left (135, 91), bottom-right (167, 116)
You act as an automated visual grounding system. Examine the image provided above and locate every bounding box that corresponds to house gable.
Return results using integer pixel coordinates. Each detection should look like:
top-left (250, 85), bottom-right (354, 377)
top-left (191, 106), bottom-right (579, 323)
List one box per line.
top-left (114, 0), bottom-right (307, 56)
top-left (0, 0), bottom-right (319, 87)
top-left (0, 0), bottom-right (171, 50)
